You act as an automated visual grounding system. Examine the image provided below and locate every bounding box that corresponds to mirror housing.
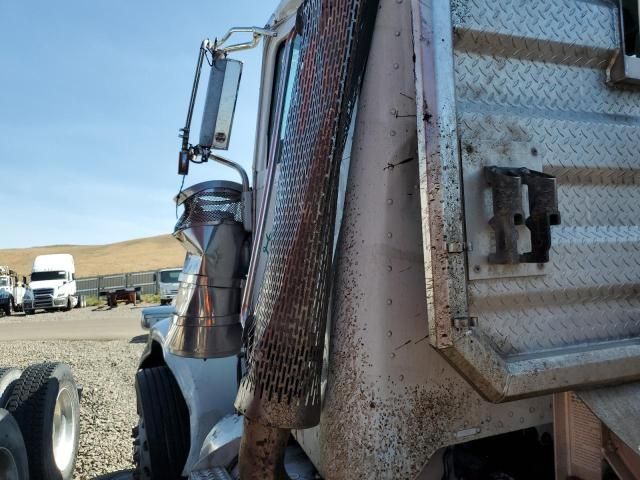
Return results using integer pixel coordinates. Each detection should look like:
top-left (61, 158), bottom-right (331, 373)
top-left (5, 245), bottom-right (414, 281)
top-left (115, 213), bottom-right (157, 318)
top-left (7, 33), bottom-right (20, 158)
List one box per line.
top-left (199, 56), bottom-right (243, 150)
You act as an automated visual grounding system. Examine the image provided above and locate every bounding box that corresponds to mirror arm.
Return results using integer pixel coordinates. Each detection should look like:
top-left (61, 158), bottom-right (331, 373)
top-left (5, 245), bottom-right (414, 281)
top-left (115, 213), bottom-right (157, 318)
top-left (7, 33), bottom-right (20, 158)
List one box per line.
top-left (211, 27), bottom-right (277, 54)
top-left (207, 153), bottom-right (252, 232)
top-left (207, 153), bottom-right (250, 192)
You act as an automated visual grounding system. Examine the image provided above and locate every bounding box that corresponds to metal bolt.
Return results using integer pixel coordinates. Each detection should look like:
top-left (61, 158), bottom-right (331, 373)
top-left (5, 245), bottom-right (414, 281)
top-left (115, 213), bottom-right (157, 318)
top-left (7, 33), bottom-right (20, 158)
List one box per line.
top-left (387, 198), bottom-right (394, 205)
top-left (387, 331), bottom-right (392, 337)
top-left (387, 232), bottom-right (393, 239)
top-left (473, 265), bottom-right (481, 273)
top-left (393, 63), bottom-right (399, 70)
top-left (390, 353), bottom-right (396, 359)
top-left (386, 299), bottom-right (393, 305)
top-left (395, 31), bottom-right (401, 37)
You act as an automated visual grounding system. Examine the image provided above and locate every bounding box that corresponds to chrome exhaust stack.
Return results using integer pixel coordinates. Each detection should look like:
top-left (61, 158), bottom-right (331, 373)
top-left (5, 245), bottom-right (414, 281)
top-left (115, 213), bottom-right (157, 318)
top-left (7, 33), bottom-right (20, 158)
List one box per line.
top-left (166, 178), bottom-right (249, 359)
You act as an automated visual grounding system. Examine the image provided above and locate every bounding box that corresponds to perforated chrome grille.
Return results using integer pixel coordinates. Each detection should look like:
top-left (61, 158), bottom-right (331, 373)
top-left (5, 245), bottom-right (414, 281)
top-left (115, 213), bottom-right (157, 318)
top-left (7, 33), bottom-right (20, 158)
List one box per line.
top-left (175, 187), bottom-right (243, 232)
top-left (235, 0), bottom-right (379, 429)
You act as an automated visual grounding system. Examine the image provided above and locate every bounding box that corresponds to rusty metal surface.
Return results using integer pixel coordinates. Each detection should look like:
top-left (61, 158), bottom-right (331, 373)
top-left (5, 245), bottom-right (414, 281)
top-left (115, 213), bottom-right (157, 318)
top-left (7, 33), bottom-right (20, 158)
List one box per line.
top-left (290, 2), bottom-right (552, 478)
top-left (414, 0), bottom-right (640, 401)
top-left (238, 418), bottom-right (289, 480)
top-left (235, 0), bottom-right (379, 429)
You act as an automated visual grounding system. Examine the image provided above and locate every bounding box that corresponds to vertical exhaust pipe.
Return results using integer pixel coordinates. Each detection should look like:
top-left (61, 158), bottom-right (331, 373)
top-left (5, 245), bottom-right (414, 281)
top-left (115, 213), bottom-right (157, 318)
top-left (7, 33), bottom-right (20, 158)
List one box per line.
top-left (235, 0), bottom-right (379, 476)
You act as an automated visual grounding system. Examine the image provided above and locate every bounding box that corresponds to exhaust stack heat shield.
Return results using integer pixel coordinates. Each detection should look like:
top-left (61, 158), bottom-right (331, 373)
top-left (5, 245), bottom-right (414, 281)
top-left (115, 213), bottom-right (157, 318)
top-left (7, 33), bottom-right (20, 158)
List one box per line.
top-left (167, 180), bottom-right (247, 359)
top-left (235, 0), bottom-right (379, 429)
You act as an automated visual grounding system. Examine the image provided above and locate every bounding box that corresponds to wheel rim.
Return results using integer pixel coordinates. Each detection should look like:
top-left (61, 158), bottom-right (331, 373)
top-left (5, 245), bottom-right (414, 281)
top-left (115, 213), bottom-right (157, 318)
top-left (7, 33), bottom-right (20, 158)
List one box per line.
top-left (0, 447), bottom-right (20, 480)
top-left (52, 386), bottom-right (77, 472)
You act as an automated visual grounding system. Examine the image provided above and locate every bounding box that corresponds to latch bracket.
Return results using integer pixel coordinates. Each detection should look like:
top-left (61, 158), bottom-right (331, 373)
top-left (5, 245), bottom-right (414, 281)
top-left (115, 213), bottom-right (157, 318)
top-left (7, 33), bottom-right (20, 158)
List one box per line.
top-left (485, 166), bottom-right (561, 265)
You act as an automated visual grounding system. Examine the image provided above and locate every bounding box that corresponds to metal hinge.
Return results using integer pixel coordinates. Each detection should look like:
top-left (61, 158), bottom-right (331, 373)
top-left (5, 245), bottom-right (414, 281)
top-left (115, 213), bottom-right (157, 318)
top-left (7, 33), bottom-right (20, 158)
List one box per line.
top-left (447, 242), bottom-right (472, 254)
top-left (453, 316), bottom-right (478, 329)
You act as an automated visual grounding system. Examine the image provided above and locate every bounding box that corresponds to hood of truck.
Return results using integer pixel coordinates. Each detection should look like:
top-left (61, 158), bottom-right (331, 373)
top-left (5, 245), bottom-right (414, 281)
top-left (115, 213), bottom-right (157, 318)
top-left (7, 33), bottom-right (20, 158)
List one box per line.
top-left (29, 280), bottom-right (68, 290)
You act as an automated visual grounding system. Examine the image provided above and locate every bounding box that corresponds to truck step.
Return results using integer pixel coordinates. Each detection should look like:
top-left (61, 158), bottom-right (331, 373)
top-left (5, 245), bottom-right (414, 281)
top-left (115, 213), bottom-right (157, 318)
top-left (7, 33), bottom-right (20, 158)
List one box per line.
top-left (190, 467), bottom-right (234, 480)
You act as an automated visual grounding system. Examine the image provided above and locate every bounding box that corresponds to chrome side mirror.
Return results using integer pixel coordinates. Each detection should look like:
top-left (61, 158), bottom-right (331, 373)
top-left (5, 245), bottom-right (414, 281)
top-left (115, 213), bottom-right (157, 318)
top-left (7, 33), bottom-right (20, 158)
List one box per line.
top-left (199, 56), bottom-right (243, 150)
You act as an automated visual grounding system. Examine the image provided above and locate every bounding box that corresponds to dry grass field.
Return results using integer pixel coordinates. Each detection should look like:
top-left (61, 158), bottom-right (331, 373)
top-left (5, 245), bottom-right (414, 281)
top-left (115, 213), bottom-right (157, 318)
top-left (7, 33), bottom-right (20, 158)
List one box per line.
top-left (0, 234), bottom-right (184, 277)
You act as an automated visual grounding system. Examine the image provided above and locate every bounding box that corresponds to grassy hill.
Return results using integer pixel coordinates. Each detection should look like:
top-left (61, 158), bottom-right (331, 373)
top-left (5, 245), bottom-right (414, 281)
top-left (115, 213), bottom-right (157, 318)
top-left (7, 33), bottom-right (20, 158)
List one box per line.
top-left (0, 235), bottom-right (184, 278)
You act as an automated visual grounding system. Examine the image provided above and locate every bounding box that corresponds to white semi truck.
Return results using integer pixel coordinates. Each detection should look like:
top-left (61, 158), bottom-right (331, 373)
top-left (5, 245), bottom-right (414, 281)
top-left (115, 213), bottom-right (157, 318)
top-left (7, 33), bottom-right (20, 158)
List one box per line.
top-left (0, 266), bottom-right (27, 316)
top-left (23, 254), bottom-right (78, 314)
top-left (133, 0), bottom-right (640, 479)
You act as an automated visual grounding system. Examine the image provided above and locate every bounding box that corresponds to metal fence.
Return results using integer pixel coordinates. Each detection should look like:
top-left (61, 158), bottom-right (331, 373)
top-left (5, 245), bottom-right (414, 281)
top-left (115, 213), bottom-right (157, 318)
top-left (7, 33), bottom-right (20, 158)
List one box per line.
top-left (76, 267), bottom-right (181, 298)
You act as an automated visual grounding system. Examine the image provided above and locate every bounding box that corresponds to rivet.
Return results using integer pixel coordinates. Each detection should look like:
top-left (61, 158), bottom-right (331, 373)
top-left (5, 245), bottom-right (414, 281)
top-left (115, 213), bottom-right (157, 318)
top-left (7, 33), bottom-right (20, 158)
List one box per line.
top-left (387, 198), bottom-right (394, 205)
top-left (390, 108), bottom-right (398, 116)
top-left (393, 63), bottom-right (399, 69)
top-left (387, 331), bottom-right (393, 337)
top-left (399, 374), bottom-right (404, 381)
top-left (390, 130), bottom-right (397, 136)
top-left (390, 353), bottom-right (396, 359)
top-left (396, 0), bottom-right (403, 3)
top-left (520, 417), bottom-right (525, 424)
top-left (473, 265), bottom-right (481, 273)
top-left (529, 407), bottom-right (536, 413)
top-left (386, 299), bottom-right (393, 305)
top-left (387, 265), bottom-right (393, 272)
top-left (387, 232), bottom-right (393, 239)
top-left (395, 31), bottom-right (401, 37)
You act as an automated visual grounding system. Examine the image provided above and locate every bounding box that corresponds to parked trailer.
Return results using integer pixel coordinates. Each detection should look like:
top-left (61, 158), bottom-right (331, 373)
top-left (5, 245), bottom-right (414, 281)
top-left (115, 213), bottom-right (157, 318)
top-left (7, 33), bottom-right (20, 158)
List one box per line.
top-left (129, 0), bottom-right (640, 479)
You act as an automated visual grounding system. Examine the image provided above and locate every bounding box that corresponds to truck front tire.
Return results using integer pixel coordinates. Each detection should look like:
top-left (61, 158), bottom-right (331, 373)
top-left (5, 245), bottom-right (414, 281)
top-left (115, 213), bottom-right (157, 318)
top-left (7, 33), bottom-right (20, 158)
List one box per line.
top-left (6, 363), bottom-right (80, 480)
top-left (134, 366), bottom-right (189, 480)
top-left (0, 409), bottom-right (30, 480)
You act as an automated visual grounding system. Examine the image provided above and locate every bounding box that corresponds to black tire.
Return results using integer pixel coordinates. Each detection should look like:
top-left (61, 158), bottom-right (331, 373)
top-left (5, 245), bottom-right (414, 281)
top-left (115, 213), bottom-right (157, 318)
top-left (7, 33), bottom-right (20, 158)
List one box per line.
top-left (3, 298), bottom-right (12, 316)
top-left (6, 363), bottom-right (80, 480)
top-left (0, 409), bottom-right (29, 480)
top-left (134, 366), bottom-right (189, 480)
top-left (0, 368), bottom-right (22, 409)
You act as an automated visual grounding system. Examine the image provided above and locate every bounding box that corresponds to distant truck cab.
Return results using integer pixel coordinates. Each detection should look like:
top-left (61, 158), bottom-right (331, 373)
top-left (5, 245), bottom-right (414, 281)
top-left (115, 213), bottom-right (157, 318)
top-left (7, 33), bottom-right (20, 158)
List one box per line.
top-left (23, 254), bottom-right (78, 313)
top-left (158, 268), bottom-right (181, 305)
top-left (0, 266), bottom-right (27, 316)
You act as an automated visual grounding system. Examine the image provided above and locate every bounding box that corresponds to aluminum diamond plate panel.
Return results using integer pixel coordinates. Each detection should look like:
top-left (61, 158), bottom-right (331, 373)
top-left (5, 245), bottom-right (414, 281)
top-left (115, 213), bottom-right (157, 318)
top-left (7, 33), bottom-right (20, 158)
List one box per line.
top-left (414, 0), bottom-right (640, 401)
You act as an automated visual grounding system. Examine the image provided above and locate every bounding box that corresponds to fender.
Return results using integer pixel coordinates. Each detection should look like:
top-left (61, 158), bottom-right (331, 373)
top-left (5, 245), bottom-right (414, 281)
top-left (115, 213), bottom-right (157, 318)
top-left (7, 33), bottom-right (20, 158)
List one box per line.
top-left (138, 318), bottom-right (238, 473)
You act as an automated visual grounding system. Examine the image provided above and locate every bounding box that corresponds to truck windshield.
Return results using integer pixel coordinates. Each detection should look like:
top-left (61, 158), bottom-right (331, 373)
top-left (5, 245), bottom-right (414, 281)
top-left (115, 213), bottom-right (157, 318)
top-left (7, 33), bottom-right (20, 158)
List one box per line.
top-left (160, 270), bottom-right (180, 283)
top-left (0, 278), bottom-right (8, 286)
top-left (31, 271), bottom-right (66, 282)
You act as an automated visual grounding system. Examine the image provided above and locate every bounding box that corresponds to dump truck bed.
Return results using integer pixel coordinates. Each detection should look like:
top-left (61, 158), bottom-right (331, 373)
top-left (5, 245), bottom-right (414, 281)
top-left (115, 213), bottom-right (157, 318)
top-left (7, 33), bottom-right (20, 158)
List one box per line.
top-left (414, 0), bottom-right (640, 401)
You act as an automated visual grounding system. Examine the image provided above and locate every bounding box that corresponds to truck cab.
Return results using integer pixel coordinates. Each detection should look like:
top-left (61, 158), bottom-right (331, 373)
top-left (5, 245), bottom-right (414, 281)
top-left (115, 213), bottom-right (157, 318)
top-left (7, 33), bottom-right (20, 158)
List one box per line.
top-left (157, 268), bottom-right (181, 305)
top-left (23, 254), bottom-right (77, 313)
top-left (133, 0), bottom-right (640, 478)
top-left (0, 266), bottom-right (26, 316)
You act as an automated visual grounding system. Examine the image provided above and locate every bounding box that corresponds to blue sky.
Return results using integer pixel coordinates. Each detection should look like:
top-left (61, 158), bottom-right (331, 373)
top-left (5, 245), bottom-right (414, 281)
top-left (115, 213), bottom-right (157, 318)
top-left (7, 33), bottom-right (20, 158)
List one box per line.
top-left (0, 1), bottom-right (278, 248)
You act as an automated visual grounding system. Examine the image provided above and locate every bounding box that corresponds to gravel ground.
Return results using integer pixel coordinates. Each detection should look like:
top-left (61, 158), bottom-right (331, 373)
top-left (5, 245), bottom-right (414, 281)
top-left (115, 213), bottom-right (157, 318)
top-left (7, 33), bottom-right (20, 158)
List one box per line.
top-left (0, 336), bottom-right (145, 479)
